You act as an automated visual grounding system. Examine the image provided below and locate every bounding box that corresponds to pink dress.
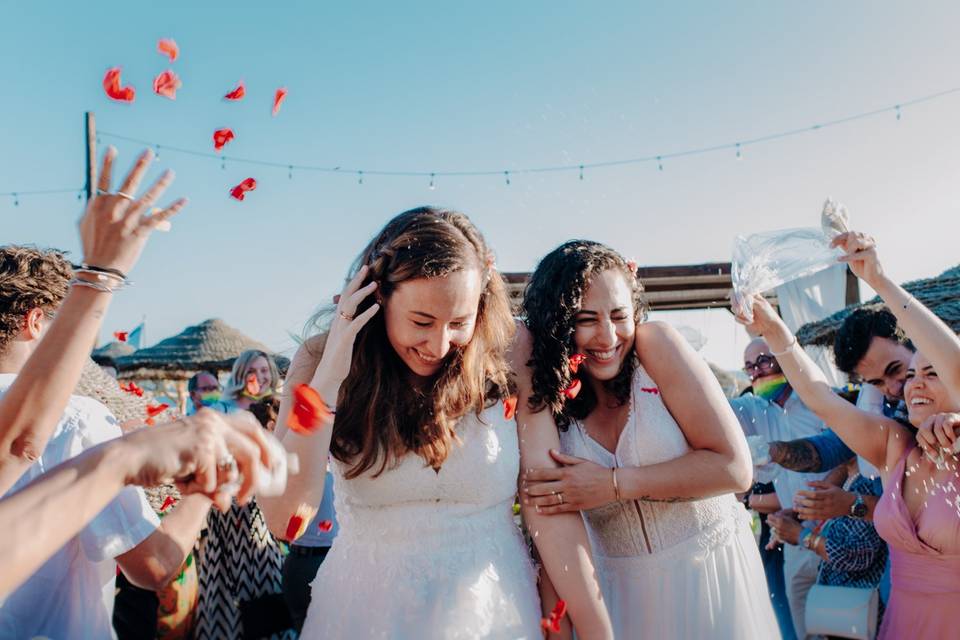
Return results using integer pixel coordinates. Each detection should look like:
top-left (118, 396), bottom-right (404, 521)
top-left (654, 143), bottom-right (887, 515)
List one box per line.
top-left (872, 444), bottom-right (960, 639)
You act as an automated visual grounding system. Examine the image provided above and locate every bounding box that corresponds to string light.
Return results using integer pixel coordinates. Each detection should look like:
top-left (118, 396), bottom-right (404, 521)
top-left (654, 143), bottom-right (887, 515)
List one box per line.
top-left (0, 187), bottom-right (85, 207)
top-left (579, 164), bottom-right (584, 180)
top-left (657, 156), bottom-right (663, 171)
top-left (428, 173), bottom-right (436, 190)
top-left (357, 170), bottom-right (363, 185)
top-left (504, 171), bottom-right (511, 186)
top-left (154, 144), bottom-right (161, 160)
top-left (288, 165), bottom-right (293, 179)
top-left (736, 143), bottom-right (742, 160)
top-left (895, 105), bottom-right (902, 121)
top-left (221, 156), bottom-right (226, 170)
top-left (12, 193), bottom-right (18, 207)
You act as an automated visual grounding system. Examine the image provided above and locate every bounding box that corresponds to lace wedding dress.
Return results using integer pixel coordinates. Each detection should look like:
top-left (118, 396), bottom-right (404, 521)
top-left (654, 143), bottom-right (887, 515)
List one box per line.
top-left (559, 365), bottom-right (781, 639)
top-left (300, 404), bottom-right (542, 639)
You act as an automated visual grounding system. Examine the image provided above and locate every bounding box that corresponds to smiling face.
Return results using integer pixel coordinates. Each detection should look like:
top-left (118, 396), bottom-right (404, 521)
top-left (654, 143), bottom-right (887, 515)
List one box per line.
top-left (383, 269), bottom-right (483, 379)
top-left (244, 355), bottom-right (273, 393)
top-left (572, 268), bottom-right (637, 382)
top-left (854, 336), bottom-right (914, 402)
top-left (903, 351), bottom-right (960, 426)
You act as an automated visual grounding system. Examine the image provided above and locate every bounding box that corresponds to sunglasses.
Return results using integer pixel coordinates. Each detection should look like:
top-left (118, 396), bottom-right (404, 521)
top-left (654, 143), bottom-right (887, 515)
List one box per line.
top-left (743, 354), bottom-right (779, 376)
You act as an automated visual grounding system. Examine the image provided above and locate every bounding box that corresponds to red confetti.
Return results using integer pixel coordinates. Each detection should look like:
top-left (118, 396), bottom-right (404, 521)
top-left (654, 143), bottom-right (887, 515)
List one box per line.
top-left (153, 69), bottom-right (182, 100)
top-left (318, 520), bottom-right (333, 533)
top-left (157, 38), bottom-right (179, 62)
top-left (285, 514), bottom-right (305, 540)
top-left (540, 599), bottom-right (567, 633)
top-left (212, 128), bottom-right (235, 152)
top-left (568, 354), bottom-right (587, 374)
top-left (627, 260), bottom-right (638, 274)
top-left (562, 379), bottom-right (581, 400)
top-left (503, 396), bottom-right (518, 421)
top-left (119, 381), bottom-right (144, 397)
top-left (287, 384), bottom-right (333, 435)
top-left (272, 87), bottom-right (287, 116)
top-left (160, 496), bottom-right (177, 512)
top-left (229, 177), bottom-right (257, 201)
top-left (146, 403), bottom-right (169, 418)
top-left (640, 387), bottom-right (660, 395)
top-left (103, 67), bottom-right (135, 103)
top-left (245, 372), bottom-right (261, 396)
top-left (224, 81), bottom-right (245, 101)
top-left (114, 331), bottom-right (129, 342)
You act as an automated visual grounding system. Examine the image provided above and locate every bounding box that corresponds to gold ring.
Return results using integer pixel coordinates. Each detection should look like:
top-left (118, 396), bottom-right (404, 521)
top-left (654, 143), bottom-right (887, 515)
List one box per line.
top-left (558, 493), bottom-right (564, 505)
top-left (339, 311), bottom-right (354, 322)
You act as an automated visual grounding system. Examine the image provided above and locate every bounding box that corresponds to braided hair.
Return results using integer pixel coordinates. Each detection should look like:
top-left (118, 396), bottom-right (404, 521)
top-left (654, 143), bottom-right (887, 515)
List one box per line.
top-left (310, 207), bottom-right (515, 478)
top-left (522, 240), bottom-right (646, 430)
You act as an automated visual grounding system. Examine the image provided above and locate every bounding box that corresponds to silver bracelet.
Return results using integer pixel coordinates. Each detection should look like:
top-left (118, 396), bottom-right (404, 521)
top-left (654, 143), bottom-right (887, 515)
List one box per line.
top-left (770, 336), bottom-right (798, 357)
top-left (70, 278), bottom-right (117, 294)
top-left (72, 268), bottom-right (130, 289)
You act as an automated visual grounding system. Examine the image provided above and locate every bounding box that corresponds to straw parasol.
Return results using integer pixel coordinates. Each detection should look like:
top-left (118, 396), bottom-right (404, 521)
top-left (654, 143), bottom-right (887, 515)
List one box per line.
top-left (91, 340), bottom-right (135, 368)
top-left (115, 318), bottom-right (287, 381)
top-left (797, 264), bottom-right (960, 347)
top-left (75, 358), bottom-right (178, 426)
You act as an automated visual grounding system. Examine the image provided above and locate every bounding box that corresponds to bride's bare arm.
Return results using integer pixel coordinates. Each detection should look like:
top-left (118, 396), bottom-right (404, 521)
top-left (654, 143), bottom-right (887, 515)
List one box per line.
top-left (608, 322), bottom-right (752, 502)
top-left (512, 323), bottom-right (613, 640)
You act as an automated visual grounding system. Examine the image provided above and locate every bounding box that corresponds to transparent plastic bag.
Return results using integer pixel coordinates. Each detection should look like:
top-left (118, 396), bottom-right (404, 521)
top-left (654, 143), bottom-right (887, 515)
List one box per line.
top-left (732, 198), bottom-right (851, 322)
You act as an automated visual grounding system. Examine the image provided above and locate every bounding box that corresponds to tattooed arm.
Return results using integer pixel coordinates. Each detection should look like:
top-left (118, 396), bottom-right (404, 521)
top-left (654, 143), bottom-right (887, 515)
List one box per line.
top-left (769, 439), bottom-right (823, 473)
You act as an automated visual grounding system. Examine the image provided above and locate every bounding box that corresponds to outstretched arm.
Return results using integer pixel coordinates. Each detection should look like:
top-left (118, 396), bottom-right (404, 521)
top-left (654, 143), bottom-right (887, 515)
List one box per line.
top-left (512, 324), bottom-right (613, 640)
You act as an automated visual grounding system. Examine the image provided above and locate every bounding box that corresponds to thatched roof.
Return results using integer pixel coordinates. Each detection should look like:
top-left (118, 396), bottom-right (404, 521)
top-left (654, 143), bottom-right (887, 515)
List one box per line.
top-left (797, 264), bottom-right (960, 347)
top-left (75, 359), bottom-right (177, 425)
top-left (115, 318), bottom-right (287, 381)
top-left (91, 340), bottom-right (135, 367)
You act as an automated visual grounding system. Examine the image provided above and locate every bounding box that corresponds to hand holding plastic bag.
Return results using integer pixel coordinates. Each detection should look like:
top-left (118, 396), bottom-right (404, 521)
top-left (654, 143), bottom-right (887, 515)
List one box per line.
top-left (732, 198), bottom-right (851, 322)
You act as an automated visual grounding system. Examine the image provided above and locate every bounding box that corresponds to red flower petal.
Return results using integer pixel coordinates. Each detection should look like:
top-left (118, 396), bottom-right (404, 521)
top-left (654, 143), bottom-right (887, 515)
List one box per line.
top-left (152, 69), bottom-right (182, 100)
top-left (103, 67), bottom-right (135, 103)
top-left (114, 331), bottom-right (128, 342)
top-left (285, 514), bottom-right (305, 540)
top-left (146, 403), bottom-right (169, 418)
top-left (224, 81), bottom-right (245, 101)
top-left (245, 372), bottom-right (261, 396)
top-left (229, 177), bottom-right (257, 201)
top-left (540, 599), bottom-right (567, 634)
top-left (318, 520), bottom-right (333, 533)
top-left (568, 354), bottom-right (587, 374)
top-left (157, 38), bottom-right (179, 62)
top-left (272, 87), bottom-right (287, 116)
top-left (640, 387), bottom-right (660, 395)
top-left (503, 396), bottom-right (518, 421)
top-left (627, 260), bottom-right (638, 274)
top-left (119, 381), bottom-right (144, 397)
top-left (562, 379), bottom-right (581, 400)
top-left (287, 384), bottom-right (333, 435)
top-left (160, 496), bottom-right (177, 512)
top-left (212, 127), bottom-right (235, 152)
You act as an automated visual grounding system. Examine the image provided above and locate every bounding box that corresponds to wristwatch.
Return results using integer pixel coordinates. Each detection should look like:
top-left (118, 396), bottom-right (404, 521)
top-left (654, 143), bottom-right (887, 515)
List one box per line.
top-left (850, 493), bottom-right (868, 519)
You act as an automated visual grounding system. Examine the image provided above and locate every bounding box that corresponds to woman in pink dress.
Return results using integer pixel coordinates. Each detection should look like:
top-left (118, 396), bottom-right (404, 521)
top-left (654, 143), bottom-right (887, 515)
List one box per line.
top-left (739, 229), bottom-right (960, 639)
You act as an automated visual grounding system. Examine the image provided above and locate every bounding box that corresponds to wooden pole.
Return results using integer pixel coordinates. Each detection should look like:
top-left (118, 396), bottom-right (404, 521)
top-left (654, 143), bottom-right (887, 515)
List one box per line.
top-left (844, 266), bottom-right (861, 307)
top-left (84, 111), bottom-right (97, 201)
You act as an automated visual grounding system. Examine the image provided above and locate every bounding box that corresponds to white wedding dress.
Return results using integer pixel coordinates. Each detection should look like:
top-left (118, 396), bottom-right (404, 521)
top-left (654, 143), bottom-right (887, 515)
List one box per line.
top-left (300, 404), bottom-right (542, 639)
top-left (558, 365), bottom-right (781, 639)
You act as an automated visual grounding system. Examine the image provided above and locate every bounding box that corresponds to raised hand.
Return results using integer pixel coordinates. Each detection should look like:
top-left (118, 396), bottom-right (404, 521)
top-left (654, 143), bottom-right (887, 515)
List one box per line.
top-left (78, 147), bottom-right (188, 276)
top-left (310, 264), bottom-right (381, 390)
top-left (831, 230), bottom-right (883, 285)
top-left (732, 293), bottom-right (788, 340)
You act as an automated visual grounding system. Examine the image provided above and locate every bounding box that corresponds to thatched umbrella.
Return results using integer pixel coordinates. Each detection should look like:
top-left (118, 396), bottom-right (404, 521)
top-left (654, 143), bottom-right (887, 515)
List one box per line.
top-left (75, 358), bottom-right (178, 426)
top-left (91, 340), bottom-right (135, 368)
top-left (797, 264), bottom-right (960, 347)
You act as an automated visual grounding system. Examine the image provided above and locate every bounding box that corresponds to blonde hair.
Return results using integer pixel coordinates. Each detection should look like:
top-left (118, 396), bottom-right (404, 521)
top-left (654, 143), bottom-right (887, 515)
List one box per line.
top-left (223, 349), bottom-right (280, 401)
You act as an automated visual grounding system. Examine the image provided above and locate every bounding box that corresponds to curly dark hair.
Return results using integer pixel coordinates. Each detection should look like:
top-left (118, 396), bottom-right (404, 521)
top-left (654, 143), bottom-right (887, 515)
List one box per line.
top-left (0, 245), bottom-right (72, 354)
top-left (522, 240), bottom-right (647, 430)
top-left (834, 306), bottom-right (914, 375)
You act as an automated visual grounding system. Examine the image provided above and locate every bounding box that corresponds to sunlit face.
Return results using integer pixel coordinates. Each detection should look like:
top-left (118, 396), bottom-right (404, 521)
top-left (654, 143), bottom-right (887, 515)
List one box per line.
top-left (572, 269), bottom-right (636, 382)
top-left (244, 356), bottom-right (272, 392)
top-left (190, 372), bottom-right (220, 409)
top-left (853, 337), bottom-right (914, 401)
top-left (903, 351), bottom-right (959, 426)
top-left (384, 269), bottom-right (483, 379)
top-left (743, 339), bottom-right (783, 384)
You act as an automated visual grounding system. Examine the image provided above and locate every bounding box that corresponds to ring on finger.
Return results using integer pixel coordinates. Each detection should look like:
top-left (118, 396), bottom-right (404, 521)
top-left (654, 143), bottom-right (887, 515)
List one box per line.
top-left (339, 311), bottom-right (355, 321)
top-left (557, 492), bottom-right (564, 505)
top-left (117, 191), bottom-right (135, 201)
top-left (217, 453), bottom-right (238, 474)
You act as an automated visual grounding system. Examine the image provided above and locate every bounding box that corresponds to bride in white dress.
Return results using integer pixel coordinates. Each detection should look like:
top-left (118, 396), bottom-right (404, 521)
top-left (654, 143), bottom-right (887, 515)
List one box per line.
top-left (517, 240), bottom-right (780, 639)
top-left (261, 209), bottom-right (613, 639)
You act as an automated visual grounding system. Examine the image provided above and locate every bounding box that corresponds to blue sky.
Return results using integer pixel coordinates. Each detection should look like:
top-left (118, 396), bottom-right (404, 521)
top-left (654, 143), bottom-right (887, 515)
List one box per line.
top-left (3, 1), bottom-right (959, 369)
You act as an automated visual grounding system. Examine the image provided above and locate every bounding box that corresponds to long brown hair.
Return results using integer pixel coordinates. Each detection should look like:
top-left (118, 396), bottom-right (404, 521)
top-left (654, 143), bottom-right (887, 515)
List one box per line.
top-left (312, 207), bottom-right (515, 478)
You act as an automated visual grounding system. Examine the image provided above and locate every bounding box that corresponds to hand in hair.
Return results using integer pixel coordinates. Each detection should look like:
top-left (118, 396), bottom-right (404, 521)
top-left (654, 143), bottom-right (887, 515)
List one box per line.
top-left (80, 146), bottom-right (188, 275)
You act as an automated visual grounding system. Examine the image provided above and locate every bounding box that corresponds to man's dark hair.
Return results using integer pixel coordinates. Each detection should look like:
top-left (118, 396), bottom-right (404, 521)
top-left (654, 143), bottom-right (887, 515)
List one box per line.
top-left (187, 370), bottom-right (219, 393)
top-left (833, 306), bottom-right (914, 374)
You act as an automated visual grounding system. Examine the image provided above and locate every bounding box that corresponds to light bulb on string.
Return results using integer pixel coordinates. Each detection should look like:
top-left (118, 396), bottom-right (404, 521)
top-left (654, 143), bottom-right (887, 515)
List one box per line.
top-left (358, 171), bottom-right (364, 185)
top-left (504, 171), bottom-right (511, 186)
top-left (288, 165), bottom-right (293, 180)
top-left (735, 143), bottom-right (742, 160)
top-left (579, 165), bottom-right (584, 180)
top-left (12, 193), bottom-right (18, 207)
top-left (154, 144), bottom-right (161, 160)
top-left (657, 156), bottom-right (663, 171)
top-left (221, 156), bottom-right (226, 170)
top-left (895, 105), bottom-right (902, 121)
top-left (77, 190), bottom-right (83, 201)
top-left (428, 173), bottom-right (436, 190)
